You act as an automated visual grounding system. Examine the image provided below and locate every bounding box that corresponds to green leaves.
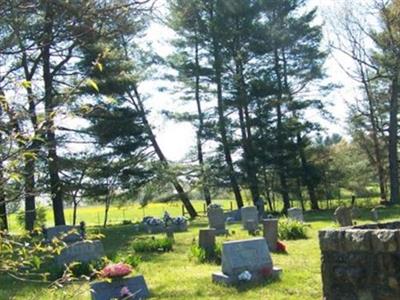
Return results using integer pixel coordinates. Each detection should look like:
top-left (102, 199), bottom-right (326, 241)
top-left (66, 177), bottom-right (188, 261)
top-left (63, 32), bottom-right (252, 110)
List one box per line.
top-left (86, 79), bottom-right (99, 92)
top-left (21, 80), bottom-right (32, 89)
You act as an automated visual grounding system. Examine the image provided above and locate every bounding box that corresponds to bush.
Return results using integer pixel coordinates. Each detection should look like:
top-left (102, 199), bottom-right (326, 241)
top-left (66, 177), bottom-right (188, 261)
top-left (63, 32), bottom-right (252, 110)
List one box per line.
top-left (16, 206), bottom-right (47, 230)
top-left (122, 220), bottom-right (133, 225)
top-left (47, 258), bottom-right (107, 281)
top-left (278, 218), bottom-right (307, 240)
top-left (132, 237), bottom-right (173, 253)
top-left (112, 253), bottom-right (141, 268)
top-left (188, 242), bottom-right (221, 264)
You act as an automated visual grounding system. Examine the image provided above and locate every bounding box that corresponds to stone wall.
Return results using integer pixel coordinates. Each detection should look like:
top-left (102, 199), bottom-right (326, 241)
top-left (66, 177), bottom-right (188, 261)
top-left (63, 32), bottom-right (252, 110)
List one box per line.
top-left (319, 222), bottom-right (400, 300)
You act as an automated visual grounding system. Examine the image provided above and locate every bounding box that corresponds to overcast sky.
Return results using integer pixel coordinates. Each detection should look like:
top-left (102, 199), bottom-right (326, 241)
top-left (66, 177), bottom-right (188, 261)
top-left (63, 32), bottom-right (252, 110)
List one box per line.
top-left (140, 0), bottom-right (374, 162)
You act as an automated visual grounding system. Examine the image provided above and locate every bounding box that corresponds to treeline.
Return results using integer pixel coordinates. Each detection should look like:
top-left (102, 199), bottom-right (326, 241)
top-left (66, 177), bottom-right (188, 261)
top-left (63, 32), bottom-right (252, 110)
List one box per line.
top-left (0, 0), bottom-right (398, 231)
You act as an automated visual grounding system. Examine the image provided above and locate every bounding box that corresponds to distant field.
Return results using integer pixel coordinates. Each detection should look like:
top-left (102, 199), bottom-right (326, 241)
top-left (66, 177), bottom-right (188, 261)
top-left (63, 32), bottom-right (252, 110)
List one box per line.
top-left (7, 194), bottom-right (381, 232)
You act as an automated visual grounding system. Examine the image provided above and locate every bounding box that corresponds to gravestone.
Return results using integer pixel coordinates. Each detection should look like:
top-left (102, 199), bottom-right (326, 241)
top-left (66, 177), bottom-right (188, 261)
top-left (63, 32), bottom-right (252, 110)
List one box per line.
top-left (90, 275), bottom-right (149, 300)
top-left (55, 240), bottom-right (104, 267)
top-left (371, 208), bottom-right (379, 222)
top-left (255, 198), bottom-right (265, 219)
top-left (224, 210), bottom-right (241, 222)
top-left (45, 225), bottom-right (84, 243)
top-left (287, 208), bottom-right (304, 222)
top-left (212, 237), bottom-right (282, 285)
top-left (245, 220), bottom-right (258, 234)
top-left (241, 206), bottom-right (259, 231)
top-left (199, 228), bottom-right (216, 254)
top-left (207, 206), bottom-right (227, 235)
top-left (334, 206), bottom-right (353, 227)
top-left (262, 219), bottom-right (278, 252)
top-left (166, 228), bottom-right (174, 240)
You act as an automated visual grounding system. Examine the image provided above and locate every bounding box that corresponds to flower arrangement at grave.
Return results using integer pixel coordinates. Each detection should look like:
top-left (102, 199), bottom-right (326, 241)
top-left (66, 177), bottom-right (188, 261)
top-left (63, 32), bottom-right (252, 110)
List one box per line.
top-left (172, 216), bottom-right (187, 225)
top-left (119, 286), bottom-right (134, 300)
top-left (142, 216), bottom-right (164, 226)
top-left (276, 240), bottom-right (287, 253)
top-left (100, 263), bottom-right (132, 280)
top-left (259, 266), bottom-right (272, 278)
top-left (238, 270), bottom-right (252, 281)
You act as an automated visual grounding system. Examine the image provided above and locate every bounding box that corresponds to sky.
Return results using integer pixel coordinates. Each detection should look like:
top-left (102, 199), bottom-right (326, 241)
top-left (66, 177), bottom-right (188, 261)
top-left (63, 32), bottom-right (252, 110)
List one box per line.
top-left (140, 0), bottom-right (374, 162)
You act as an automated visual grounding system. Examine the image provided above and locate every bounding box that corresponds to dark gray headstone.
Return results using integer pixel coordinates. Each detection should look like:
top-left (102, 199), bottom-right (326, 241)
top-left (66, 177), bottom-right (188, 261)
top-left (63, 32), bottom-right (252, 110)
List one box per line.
top-left (55, 240), bottom-right (104, 267)
top-left (212, 237), bottom-right (282, 285)
top-left (262, 219), bottom-right (278, 252)
top-left (199, 228), bottom-right (216, 254)
top-left (371, 208), bottom-right (379, 222)
top-left (222, 237), bottom-right (272, 276)
top-left (334, 206), bottom-right (353, 227)
top-left (90, 275), bottom-right (149, 300)
top-left (224, 210), bottom-right (241, 222)
top-left (255, 198), bottom-right (265, 219)
top-left (45, 225), bottom-right (83, 243)
top-left (287, 208), bottom-right (304, 222)
top-left (241, 206), bottom-right (258, 230)
top-left (207, 206), bottom-right (227, 235)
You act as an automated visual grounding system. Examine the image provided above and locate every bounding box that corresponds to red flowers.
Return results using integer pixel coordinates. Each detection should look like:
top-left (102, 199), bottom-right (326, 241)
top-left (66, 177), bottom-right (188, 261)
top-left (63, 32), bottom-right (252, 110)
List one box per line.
top-left (101, 263), bottom-right (132, 279)
top-left (276, 240), bottom-right (287, 253)
top-left (260, 266), bottom-right (272, 278)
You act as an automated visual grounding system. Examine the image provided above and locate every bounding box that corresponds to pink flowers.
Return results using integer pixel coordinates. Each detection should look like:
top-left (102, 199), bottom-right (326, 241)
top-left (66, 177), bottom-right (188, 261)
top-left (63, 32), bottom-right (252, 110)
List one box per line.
top-left (276, 240), bottom-right (287, 253)
top-left (101, 263), bottom-right (132, 279)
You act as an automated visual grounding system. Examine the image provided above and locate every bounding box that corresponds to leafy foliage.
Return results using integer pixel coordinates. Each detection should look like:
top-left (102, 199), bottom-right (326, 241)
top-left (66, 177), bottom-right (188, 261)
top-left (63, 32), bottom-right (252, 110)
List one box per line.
top-left (278, 218), bottom-right (308, 240)
top-left (132, 237), bottom-right (174, 253)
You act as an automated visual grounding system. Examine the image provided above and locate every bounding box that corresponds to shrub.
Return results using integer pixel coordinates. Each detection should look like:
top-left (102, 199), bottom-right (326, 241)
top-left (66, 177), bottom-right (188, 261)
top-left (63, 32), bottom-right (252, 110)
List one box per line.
top-left (47, 259), bottom-right (107, 281)
top-left (16, 206), bottom-right (47, 230)
top-left (112, 253), bottom-right (141, 268)
top-left (188, 242), bottom-right (221, 264)
top-left (122, 220), bottom-right (133, 225)
top-left (278, 218), bottom-right (307, 240)
top-left (132, 237), bottom-right (173, 253)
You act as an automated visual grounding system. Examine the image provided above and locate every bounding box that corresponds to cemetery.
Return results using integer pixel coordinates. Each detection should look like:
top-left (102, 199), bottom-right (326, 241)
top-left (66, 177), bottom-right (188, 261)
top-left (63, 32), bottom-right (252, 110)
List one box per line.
top-left (4, 201), bottom-right (400, 299)
top-left (1, 0), bottom-right (399, 299)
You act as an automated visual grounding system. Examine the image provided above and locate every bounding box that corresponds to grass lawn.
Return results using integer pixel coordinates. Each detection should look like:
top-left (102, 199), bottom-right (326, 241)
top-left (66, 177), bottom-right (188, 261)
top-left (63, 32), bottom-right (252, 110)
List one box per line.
top-left (2, 202), bottom-right (400, 299)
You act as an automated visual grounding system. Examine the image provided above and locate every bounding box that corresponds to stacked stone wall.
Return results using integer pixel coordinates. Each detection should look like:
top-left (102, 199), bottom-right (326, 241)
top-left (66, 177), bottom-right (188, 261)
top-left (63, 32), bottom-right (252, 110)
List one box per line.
top-left (319, 222), bottom-right (400, 300)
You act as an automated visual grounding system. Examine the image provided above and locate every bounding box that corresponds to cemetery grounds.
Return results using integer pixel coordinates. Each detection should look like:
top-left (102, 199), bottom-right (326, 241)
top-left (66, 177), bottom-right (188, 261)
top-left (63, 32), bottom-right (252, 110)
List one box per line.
top-left (2, 199), bottom-right (399, 300)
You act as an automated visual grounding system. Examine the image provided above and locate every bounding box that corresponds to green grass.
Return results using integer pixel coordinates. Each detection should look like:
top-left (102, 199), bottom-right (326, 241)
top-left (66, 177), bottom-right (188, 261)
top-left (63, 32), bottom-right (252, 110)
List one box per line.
top-left (2, 202), bottom-right (399, 299)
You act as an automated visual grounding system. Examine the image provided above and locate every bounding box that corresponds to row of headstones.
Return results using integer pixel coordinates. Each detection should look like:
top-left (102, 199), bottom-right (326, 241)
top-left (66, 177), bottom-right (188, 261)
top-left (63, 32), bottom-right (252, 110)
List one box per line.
top-left (200, 218), bottom-right (279, 254)
top-left (208, 205), bottom-right (304, 235)
top-left (334, 206), bottom-right (382, 227)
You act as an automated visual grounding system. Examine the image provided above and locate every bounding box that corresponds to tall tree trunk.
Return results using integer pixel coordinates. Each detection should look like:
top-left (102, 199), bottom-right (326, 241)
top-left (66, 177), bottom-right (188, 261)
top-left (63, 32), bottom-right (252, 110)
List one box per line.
top-left (234, 54), bottom-right (260, 205)
top-left (43, 3), bottom-right (65, 225)
top-left (130, 87), bottom-right (198, 218)
top-left (0, 147), bottom-right (8, 231)
top-left (360, 67), bottom-right (387, 202)
top-left (280, 48), bottom-right (318, 211)
top-left (24, 158), bottom-right (36, 230)
top-left (194, 30), bottom-right (211, 205)
top-left (389, 75), bottom-right (399, 204)
top-left (297, 134), bottom-right (319, 210)
top-left (22, 51), bottom-right (40, 231)
top-left (103, 196), bottom-right (111, 228)
top-left (273, 48), bottom-right (290, 213)
top-left (209, 6), bottom-right (243, 208)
